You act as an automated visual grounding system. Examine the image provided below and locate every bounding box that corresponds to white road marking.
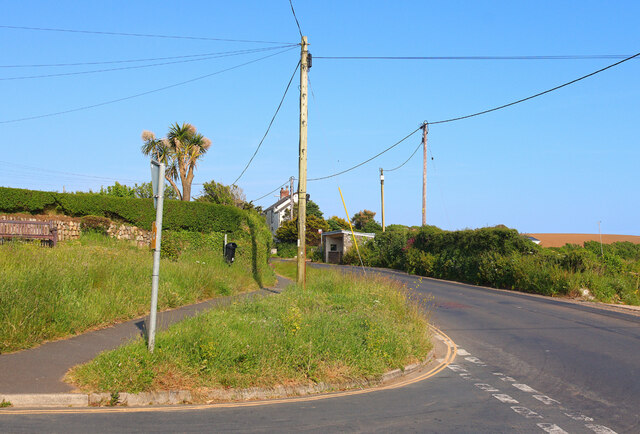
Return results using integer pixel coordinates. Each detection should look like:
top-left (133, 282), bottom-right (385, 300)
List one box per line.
top-left (511, 406), bottom-right (543, 419)
top-left (475, 383), bottom-right (500, 392)
top-left (492, 372), bottom-right (504, 376)
top-left (499, 376), bottom-right (516, 382)
top-left (465, 356), bottom-right (485, 365)
top-left (537, 423), bottom-right (568, 434)
top-left (533, 395), bottom-right (561, 406)
top-left (512, 383), bottom-right (539, 394)
top-left (459, 373), bottom-right (474, 380)
top-left (446, 364), bottom-right (468, 373)
top-left (492, 394), bottom-right (519, 404)
top-left (456, 348), bottom-right (470, 356)
top-left (585, 424), bottom-right (618, 434)
top-left (564, 412), bottom-right (593, 422)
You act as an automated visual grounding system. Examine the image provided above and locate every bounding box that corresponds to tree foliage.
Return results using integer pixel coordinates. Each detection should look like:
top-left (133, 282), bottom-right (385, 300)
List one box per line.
top-left (351, 209), bottom-right (376, 230)
top-left (141, 122), bottom-right (212, 201)
top-left (306, 200), bottom-right (323, 219)
top-left (196, 180), bottom-right (245, 207)
top-left (275, 215), bottom-right (329, 246)
top-left (98, 182), bottom-right (177, 200)
top-left (327, 216), bottom-right (350, 231)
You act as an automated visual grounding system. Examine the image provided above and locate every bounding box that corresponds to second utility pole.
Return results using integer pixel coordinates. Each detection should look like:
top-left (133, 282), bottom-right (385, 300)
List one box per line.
top-left (421, 122), bottom-right (428, 226)
top-left (380, 168), bottom-right (385, 232)
top-left (297, 36), bottom-right (309, 287)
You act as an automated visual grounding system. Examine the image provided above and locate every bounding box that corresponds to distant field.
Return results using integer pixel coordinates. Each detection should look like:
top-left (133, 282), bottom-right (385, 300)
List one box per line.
top-left (526, 233), bottom-right (640, 248)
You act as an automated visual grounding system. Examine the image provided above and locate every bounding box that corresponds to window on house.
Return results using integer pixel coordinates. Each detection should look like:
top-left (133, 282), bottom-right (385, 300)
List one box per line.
top-left (330, 244), bottom-right (337, 251)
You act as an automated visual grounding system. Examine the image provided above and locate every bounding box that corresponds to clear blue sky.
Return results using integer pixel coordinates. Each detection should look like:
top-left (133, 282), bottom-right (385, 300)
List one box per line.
top-left (1, 1), bottom-right (638, 235)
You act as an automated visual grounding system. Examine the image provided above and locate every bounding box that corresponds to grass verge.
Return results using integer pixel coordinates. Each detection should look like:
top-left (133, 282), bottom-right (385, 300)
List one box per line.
top-left (0, 233), bottom-right (275, 353)
top-left (66, 267), bottom-right (431, 394)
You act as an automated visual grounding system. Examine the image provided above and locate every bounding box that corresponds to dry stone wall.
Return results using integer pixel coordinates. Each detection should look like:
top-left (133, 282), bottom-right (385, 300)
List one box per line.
top-left (0, 214), bottom-right (151, 247)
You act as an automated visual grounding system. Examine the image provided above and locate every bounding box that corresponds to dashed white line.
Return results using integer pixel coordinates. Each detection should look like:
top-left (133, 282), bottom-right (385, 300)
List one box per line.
top-left (492, 394), bottom-right (519, 404)
top-left (585, 424), bottom-right (618, 434)
top-left (499, 376), bottom-right (516, 382)
top-left (475, 383), bottom-right (500, 392)
top-left (563, 412), bottom-right (593, 422)
top-left (456, 348), bottom-right (470, 356)
top-left (465, 356), bottom-right (486, 365)
top-left (512, 383), bottom-right (539, 394)
top-left (446, 364), bottom-right (468, 373)
top-left (511, 406), bottom-right (543, 419)
top-left (533, 395), bottom-right (561, 406)
top-left (537, 423), bottom-right (568, 434)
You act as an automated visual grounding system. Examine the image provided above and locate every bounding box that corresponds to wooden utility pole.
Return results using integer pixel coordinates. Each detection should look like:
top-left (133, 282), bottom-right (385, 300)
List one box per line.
top-left (297, 36), bottom-right (309, 287)
top-left (289, 176), bottom-right (295, 221)
top-left (421, 122), bottom-right (428, 226)
top-left (380, 168), bottom-right (385, 232)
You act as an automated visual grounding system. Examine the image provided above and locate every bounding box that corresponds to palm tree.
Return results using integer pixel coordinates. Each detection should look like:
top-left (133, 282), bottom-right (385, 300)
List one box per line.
top-left (141, 122), bottom-right (211, 201)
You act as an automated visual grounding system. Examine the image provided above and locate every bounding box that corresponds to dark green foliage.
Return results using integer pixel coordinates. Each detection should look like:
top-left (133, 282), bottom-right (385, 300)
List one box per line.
top-left (80, 215), bottom-right (111, 235)
top-left (306, 200), bottom-right (323, 219)
top-left (0, 186), bottom-right (244, 232)
top-left (275, 242), bottom-right (297, 258)
top-left (275, 215), bottom-right (329, 246)
top-left (196, 180), bottom-right (244, 207)
top-left (342, 223), bottom-right (640, 305)
top-left (351, 209), bottom-right (376, 230)
top-left (327, 216), bottom-right (350, 231)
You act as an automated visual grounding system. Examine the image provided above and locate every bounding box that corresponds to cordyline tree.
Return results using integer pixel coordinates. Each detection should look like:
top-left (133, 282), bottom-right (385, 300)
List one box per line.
top-left (141, 122), bottom-right (211, 201)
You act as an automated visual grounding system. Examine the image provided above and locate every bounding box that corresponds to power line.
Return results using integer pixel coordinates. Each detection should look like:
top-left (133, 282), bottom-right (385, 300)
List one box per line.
top-left (250, 179), bottom-right (294, 203)
top-left (232, 61), bottom-right (300, 186)
top-left (430, 51), bottom-right (640, 125)
top-left (384, 140), bottom-right (423, 172)
top-left (0, 160), bottom-right (144, 183)
top-left (0, 25), bottom-right (294, 45)
top-left (0, 46), bottom-right (296, 81)
top-left (0, 46), bottom-right (298, 68)
top-left (288, 0), bottom-right (304, 39)
top-left (308, 127), bottom-right (422, 181)
top-left (315, 54), bottom-right (638, 60)
top-left (0, 46), bottom-right (297, 124)
top-left (308, 50), bottom-right (640, 182)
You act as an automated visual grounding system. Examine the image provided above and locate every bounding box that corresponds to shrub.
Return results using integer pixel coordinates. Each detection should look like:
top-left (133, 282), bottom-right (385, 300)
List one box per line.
top-left (80, 215), bottom-right (111, 235)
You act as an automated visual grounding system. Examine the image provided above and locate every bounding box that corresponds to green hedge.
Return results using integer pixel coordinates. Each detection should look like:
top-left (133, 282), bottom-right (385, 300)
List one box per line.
top-left (0, 186), bottom-right (244, 232)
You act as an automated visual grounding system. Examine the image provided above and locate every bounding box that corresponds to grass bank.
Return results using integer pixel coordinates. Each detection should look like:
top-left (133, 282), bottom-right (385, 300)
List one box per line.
top-left (0, 234), bottom-right (274, 353)
top-left (67, 267), bottom-right (431, 394)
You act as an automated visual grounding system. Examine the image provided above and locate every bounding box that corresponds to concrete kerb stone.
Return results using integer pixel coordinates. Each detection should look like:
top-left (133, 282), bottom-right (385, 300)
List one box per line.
top-left (0, 348), bottom-right (437, 408)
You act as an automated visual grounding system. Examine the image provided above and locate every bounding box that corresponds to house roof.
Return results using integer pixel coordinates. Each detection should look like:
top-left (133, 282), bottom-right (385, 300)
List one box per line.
top-left (322, 230), bottom-right (376, 238)
top-left (524, 233), bottom-right (640, 248)
top-left (263, 195), bottom-right (292, 213)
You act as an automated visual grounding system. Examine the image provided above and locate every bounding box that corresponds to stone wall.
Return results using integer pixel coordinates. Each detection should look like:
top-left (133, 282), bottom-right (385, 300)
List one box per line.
top-left (0, 214), bottom-right (151, 247)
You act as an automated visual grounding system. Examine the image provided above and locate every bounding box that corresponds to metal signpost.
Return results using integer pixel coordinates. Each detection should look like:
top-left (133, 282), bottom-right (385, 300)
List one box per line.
top-left (148, 160), bottom-right (166, 352)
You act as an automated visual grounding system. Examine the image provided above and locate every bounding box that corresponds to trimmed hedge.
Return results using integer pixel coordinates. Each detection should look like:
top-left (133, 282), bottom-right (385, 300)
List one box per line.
top-left (0, 186), bottom-right (244, 232)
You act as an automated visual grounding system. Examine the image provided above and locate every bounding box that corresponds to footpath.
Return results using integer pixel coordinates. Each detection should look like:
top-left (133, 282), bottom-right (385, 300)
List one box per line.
top-left (0, 276), bottom-right (290, 398)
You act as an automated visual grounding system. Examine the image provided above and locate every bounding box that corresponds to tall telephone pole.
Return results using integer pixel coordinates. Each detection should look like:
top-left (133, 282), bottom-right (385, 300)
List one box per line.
top-left (289, 176), bottom-right (295, 221)
top-left (421, 122), bottom-right (428, 226)
top-left (380, 168), bottom-right (385, 232)
top-left (297, 36), bottom-right (309, 287)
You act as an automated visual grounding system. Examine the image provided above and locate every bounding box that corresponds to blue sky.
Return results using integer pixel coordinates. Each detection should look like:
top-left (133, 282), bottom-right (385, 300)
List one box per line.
top-left (1, 1), bottom-right (638, 235)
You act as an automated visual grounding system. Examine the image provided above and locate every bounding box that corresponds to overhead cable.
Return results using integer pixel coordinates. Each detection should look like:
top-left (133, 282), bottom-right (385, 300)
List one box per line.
top-left (0, 46), bottom-right (296, 80)
top-left (0, 46), bottom-right (298, 68)
top-left (0, 25), bottom-right (294, 45)
top-left (308, 127), bottom-right (422, 181)
top-left (232, 61), bottom-right (300, 186)
top-left (309, 51), bottom-right (640, 182)
top-left (315, 54), bottom-right (637, 60)
top-left (250, 179), bottom-right (294, 203)
top-left (0, 46), bottom-right (297, 124)
top-left (288, 0), bottom-right (304, 39)
top-left (0, 160), bottom-right (144, 183)
top-left (384, 141), bottom-right (423, 172)
top-left (430, 51), bottom-right (640, 125)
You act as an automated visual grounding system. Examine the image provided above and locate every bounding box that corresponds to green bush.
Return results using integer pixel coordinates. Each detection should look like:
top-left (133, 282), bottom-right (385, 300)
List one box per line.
top-left (80, 215), bottom-right (111, 235)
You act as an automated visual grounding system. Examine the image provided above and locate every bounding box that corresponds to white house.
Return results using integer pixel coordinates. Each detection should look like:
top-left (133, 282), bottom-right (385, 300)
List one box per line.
top-left (264, 188), bottom-right (295, 235)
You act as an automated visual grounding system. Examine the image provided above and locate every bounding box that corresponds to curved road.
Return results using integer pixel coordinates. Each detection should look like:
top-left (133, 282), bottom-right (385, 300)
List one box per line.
top-left (2, 265), bottom-right (639, 433)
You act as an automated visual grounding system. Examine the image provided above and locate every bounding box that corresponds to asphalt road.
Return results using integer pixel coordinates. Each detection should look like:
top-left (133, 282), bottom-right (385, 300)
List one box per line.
top-left (2, 265), bottom-right (639, 433)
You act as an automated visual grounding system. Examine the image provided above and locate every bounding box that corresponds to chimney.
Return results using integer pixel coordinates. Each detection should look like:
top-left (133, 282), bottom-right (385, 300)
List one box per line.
top-left (280, 187), bottom-right (290, 199)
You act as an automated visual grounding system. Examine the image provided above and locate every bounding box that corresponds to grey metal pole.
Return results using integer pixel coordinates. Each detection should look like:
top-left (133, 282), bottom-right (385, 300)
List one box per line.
top-left (148, 162), bottom-right (165, 353)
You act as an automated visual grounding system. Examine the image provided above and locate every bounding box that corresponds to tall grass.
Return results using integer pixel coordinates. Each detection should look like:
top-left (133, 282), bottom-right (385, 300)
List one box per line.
top-left (67, 268), bottom-right (431, 394)
top-left (0, 234), bottom-right (274, 353)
